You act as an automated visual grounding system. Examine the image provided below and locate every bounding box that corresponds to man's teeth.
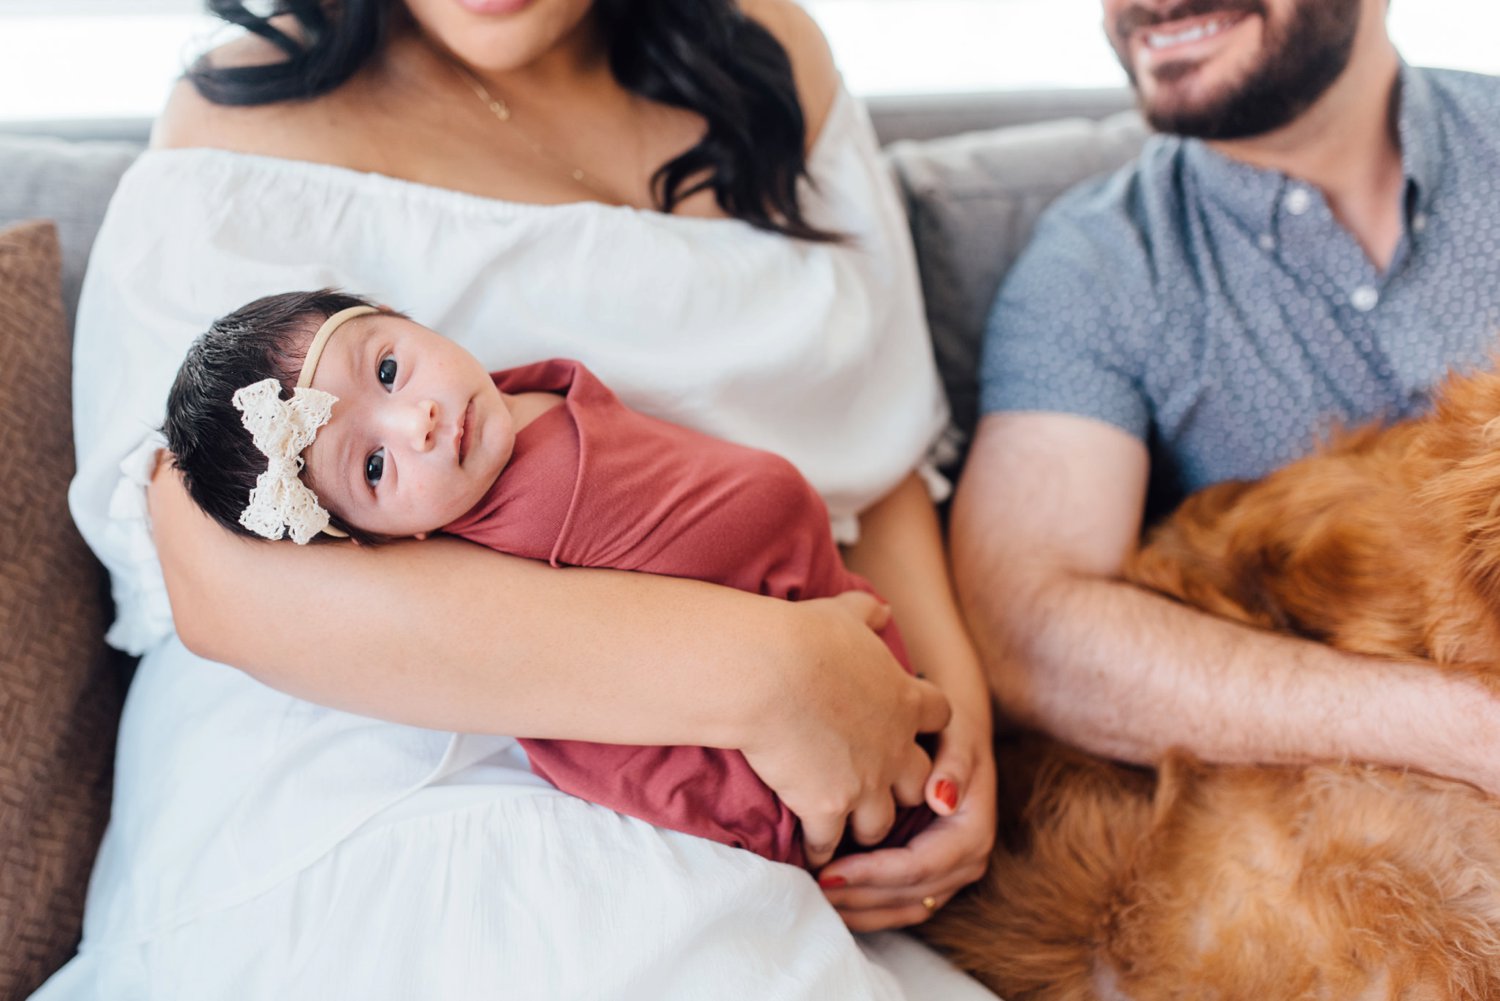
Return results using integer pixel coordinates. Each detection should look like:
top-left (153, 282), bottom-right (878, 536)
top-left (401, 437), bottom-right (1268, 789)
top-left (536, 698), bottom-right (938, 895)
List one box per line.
top-left (1146, 17), bottom-right (1231, 49)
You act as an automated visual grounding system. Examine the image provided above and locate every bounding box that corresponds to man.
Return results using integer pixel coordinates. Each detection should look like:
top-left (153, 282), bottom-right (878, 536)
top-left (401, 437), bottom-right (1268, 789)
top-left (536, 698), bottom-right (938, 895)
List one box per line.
top-left (952, 0), bottom-right (1500, 791)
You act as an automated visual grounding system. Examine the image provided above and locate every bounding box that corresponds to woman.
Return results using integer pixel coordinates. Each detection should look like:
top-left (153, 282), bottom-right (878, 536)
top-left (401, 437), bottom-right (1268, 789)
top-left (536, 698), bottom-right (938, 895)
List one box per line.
top-left (42, 0), bottom-right (997, 996)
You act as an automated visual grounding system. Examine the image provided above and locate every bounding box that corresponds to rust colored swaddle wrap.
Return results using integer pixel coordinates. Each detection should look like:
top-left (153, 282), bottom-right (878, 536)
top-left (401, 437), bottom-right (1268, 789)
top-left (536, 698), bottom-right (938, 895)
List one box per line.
top-left (445, 359), bottom-right (932, 867)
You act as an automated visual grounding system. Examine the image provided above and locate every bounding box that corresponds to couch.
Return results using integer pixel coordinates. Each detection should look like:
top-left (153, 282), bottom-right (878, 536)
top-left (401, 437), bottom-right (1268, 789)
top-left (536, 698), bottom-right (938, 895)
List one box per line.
top-left (0, 91), bottom-right (1147, 999)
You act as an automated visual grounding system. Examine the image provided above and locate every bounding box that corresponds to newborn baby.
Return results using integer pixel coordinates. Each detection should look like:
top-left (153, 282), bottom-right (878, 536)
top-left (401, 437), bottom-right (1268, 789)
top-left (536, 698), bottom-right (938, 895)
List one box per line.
top-left (163, 288), bottom-right (934, 868)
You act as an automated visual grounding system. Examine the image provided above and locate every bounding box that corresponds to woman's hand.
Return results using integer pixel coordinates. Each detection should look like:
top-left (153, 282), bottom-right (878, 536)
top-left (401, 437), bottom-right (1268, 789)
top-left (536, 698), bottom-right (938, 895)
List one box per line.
top-left (739, 591), bottom-right (952, 868)
top-left (812, 470), bottom-right (997, 928)
top-left (815, 702), bottom-right (996, 931)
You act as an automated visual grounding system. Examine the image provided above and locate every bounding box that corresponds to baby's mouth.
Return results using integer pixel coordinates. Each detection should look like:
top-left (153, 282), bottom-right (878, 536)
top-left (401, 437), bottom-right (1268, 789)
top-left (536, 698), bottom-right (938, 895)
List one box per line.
top-left (458, 399), bottom-right (474, 464)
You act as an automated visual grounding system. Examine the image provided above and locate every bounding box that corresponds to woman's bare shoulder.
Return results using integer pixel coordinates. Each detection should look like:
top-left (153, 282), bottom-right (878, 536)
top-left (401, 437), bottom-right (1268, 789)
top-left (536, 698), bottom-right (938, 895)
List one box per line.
top-left (739, 0), bottom-right (840, 145)
top-left (151, 28), bottom-right (350, 159)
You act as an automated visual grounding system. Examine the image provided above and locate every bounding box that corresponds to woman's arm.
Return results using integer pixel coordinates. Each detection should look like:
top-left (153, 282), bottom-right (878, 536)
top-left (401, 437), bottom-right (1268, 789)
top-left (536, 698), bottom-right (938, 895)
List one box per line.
top-left (820, 471), bottom-right (998, 932)
top-left (150, 460), bottom-right (949, 836)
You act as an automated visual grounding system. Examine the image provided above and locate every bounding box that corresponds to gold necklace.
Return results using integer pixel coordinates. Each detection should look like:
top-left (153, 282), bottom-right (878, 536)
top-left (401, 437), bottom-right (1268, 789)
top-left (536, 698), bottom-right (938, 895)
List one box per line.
top-left (444, 58), bottom-right (611, 200)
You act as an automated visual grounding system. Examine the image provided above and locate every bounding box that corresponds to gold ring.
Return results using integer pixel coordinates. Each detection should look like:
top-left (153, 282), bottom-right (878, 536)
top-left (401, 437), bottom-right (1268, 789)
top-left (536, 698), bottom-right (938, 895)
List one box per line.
top-left (921, 896), bottom-right (938, 912)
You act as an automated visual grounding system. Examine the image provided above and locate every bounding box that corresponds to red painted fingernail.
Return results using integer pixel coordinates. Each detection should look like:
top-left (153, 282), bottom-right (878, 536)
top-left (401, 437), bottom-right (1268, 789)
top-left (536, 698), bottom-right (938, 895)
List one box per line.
top-left (935, 779), bottom-right (959, 811)
top-left (818, 875), bottom-right (847, 889)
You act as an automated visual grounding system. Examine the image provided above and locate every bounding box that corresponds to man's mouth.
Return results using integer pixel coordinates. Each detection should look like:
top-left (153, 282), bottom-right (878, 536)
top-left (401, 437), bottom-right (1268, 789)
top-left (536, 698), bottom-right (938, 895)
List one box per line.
top-left (1126, 8), bottom-right (1256, 77)
top-left (1141, 13), bottom-right (1242, 50)
top-left (1113, 0), bottom-right (1263, 70)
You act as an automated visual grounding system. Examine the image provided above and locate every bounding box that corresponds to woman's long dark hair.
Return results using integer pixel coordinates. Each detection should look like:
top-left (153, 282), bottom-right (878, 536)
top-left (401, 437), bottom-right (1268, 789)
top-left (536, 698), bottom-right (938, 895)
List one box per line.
top-left (187, 0), bottom-right (837, 241)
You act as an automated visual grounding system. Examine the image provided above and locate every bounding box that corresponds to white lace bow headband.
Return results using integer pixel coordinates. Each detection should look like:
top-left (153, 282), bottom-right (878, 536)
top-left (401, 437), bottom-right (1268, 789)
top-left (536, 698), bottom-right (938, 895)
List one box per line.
top-left (232, 304), bottom-right (378, 544)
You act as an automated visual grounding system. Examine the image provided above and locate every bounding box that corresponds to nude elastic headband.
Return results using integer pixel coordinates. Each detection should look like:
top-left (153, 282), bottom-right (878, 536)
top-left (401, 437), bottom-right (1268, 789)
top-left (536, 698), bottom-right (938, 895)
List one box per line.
top-left (297, 304), bottom-right (380, 389)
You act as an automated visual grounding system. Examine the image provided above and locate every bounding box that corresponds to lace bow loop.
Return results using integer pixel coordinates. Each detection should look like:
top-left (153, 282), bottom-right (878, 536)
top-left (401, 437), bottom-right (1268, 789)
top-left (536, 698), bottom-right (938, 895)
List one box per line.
top-left (232, 378), bottom-right (339, 545)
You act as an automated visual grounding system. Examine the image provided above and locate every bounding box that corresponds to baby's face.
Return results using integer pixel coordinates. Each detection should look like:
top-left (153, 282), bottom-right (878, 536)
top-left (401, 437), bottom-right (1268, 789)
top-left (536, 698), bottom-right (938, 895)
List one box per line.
top-left (301, 313), bottom-right (514, 537)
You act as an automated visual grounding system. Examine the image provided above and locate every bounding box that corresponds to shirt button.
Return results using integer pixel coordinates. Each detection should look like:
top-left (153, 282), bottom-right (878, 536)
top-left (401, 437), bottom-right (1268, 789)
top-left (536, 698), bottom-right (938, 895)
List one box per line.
top-left (1258, 233), bottom-right (1276, 251)
top-left (1350, 285), bottom-right (1379, 312)
top-left (1284, 187), bottom-right (1312, 215)
top-left (1412, 212), bottom-right (1428, 233)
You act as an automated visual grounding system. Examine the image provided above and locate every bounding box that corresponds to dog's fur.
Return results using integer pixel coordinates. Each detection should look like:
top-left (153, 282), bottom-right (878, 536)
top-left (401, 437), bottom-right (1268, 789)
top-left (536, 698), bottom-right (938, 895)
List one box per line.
top-left (922, 364), bottom-right (1500, 1000)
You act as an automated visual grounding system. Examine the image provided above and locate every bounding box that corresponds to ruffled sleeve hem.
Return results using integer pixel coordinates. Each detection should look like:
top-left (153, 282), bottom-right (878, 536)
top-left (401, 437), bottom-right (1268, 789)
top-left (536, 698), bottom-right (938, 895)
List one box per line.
top-left (100, 433), bottom-right (174, 655)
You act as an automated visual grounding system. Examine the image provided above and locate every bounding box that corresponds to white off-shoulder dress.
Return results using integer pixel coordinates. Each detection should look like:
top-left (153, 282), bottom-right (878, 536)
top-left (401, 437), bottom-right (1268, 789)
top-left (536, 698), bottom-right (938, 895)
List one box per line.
top-left (36, 88), bottom-right (998, 1001)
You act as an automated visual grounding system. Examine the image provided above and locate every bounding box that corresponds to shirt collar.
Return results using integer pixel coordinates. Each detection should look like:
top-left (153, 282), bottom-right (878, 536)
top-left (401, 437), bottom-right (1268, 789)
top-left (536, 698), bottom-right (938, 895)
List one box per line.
top-left (1181, 137), bottom-right (1284, 237)
top-left (1394, 63), bottom-right (1440, 217)
top-left (1181, 62), bottom-right (1438, 232)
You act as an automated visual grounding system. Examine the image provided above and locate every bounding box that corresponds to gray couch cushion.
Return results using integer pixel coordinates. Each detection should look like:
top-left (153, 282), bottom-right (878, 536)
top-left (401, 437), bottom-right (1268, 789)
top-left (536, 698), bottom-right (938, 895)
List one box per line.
top-left (0, 135), bottom-right (143, 333)
top-left (869, 88), bottom-right (1134, 146)
top-left (887, 111), bottom-right (1149, 467)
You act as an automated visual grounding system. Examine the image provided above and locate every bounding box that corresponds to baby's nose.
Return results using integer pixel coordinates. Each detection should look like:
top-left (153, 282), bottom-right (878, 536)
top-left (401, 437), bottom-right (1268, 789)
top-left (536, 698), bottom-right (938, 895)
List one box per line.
top-left (399, 399), bottom-right (438, 451)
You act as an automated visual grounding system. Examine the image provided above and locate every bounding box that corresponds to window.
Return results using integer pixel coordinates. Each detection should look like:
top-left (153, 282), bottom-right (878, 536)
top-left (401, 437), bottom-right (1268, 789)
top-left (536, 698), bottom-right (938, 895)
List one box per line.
top-left (816, 0), bottom-right (1500, 96)
top-left (1, 0), bottom-right (1497, 122)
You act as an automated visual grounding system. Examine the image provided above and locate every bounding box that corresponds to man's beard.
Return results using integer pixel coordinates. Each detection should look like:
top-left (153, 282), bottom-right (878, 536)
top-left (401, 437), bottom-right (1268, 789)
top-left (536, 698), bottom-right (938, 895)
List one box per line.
top-left (1111, 0), bottom-right (1363, 140)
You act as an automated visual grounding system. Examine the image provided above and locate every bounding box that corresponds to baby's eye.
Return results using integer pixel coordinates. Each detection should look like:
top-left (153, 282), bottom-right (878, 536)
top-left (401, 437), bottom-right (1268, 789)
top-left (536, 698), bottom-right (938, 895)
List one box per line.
top-left (378, 355), bottom-right (398, 388)
top-left (365, 448), bottom-right (386, 488)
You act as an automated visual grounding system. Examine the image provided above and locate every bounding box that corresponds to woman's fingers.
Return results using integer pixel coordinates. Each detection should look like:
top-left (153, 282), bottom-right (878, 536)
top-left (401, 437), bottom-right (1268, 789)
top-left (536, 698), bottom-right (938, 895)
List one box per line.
top-left (913, 675), bottom-right (952, 735)
top-left (924, 724), bottom-right (976, 816)
top-left (821, 858), bottom-right (980, 930)
top-left (818, 719), bottom-right (997, 931)
top-left (838, 900), bottom-right (949, 934)
top-left (821, 856), bottom-right (963, 930)
top-left (848, 787), bottom-right (898, 846)
top-left (822, 840), bottom-right (984, 906)
top-left (801, 813), bottom-right (846, 870)
top-left (819, 734), bottom-right (935, 855)
top-left (827, 882), bottom-right (960, 930)
top-left (893, 743), bottom-right (931, 808)
top-left (824, 879), bottom-right (939, 912)
top-left (811, 741), bottom-right (931, 856)
top-left (827, 588), bottom-right (892, 631)
top-left (827, 826), bottom-right (985, 898)
top-left (740, 593), bottom-right (955, 871)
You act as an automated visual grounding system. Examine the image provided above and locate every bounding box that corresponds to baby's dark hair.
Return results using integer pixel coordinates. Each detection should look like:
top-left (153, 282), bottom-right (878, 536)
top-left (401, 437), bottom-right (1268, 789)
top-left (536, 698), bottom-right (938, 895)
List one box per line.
top-left (163, 288), bottom-right (395, 544)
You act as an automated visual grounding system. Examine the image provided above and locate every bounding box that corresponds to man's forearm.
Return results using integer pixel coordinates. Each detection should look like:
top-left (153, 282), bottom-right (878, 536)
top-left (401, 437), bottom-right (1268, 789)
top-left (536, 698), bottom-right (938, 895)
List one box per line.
top-left (971, 569), bottom-right (1500, 793)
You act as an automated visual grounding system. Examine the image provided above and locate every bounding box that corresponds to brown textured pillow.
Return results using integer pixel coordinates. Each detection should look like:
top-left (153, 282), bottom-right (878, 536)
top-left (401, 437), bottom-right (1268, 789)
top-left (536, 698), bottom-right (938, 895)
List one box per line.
top-left (0, 219), bottom-right (124, 999)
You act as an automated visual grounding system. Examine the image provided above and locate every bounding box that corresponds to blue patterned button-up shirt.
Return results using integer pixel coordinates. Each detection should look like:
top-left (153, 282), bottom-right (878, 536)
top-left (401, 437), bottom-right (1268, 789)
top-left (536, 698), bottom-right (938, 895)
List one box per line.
top-left (980, 65), bottom-right (1500, 513)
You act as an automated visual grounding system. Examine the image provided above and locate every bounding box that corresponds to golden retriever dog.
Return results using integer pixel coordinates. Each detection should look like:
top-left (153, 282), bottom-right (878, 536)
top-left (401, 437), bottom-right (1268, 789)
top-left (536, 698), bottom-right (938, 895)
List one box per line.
top-left (922, 364), bottom-right (1500, 1001)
